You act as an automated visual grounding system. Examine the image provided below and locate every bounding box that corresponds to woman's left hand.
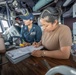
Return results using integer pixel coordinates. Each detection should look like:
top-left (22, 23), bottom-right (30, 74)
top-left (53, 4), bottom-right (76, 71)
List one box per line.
top-left (31, 50), bottom-right (42, 57)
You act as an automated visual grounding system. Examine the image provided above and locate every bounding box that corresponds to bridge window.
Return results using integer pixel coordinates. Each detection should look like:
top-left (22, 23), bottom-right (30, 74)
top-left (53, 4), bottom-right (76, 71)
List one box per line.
top-left (1, 20), bottom-right (9, 30)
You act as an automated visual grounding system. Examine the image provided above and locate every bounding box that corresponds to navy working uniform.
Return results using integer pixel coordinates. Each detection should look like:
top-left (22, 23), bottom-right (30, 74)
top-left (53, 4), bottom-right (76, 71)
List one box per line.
top-left (20, 13), bottom-right (42, 44)
top-left (20, 24), bottom-right (42, 44)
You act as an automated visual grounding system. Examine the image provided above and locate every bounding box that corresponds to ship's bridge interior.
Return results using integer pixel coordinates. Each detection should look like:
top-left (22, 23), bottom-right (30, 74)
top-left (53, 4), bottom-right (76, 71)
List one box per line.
top-left (0, 0), bottom-right (76, 75)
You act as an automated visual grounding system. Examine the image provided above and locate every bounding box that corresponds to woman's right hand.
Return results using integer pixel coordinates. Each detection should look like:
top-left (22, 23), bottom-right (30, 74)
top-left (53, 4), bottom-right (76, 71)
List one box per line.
top-left (32, 42), bottom-right (41, 47)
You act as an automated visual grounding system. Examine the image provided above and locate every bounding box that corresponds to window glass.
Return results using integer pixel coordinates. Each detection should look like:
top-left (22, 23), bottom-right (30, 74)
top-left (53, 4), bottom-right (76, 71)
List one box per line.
top-left (2, 20), bottom-right (9, 27)
top-left (1, 20), bottom-right (9, 30)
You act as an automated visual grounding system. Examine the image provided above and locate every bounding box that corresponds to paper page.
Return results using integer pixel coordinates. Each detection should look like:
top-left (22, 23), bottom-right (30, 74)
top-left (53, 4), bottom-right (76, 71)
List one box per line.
top-left (6, 46), bottom-right (43, 59)
top-left (27, 46), bottom-right (43, 52)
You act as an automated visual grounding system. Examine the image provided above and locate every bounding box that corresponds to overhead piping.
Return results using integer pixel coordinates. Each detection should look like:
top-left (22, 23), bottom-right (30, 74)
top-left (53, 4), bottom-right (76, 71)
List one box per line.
top-left (33, 0), bottom-right (53, 11)
top-left (0, 0), bottom-right (13, 5)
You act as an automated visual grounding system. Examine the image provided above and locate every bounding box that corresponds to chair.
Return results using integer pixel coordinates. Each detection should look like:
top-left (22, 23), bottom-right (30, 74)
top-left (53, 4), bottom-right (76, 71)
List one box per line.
top-left (0, 34), bottom-right (6, 75)
top-left (0, 34), bottom-right (6, 53)
top-left (45, 65), bottom-right (76, 75)
top-left (0, 55), bottom-right (2, 75)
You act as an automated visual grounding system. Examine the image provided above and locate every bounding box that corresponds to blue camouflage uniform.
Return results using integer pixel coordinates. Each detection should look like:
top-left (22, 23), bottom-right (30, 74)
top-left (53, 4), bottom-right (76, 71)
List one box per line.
top-left (20, 24), bottom-right (42, 44)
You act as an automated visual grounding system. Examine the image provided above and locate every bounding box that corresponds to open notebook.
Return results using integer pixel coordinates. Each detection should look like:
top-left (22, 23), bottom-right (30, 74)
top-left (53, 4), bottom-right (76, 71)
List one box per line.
top-left (6, 46), bottom-right (43, 64)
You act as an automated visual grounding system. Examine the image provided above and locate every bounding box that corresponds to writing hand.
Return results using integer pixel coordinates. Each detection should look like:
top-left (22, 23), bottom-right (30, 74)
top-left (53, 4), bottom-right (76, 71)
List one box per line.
top-left (32, 42), bottom-right (41, 47)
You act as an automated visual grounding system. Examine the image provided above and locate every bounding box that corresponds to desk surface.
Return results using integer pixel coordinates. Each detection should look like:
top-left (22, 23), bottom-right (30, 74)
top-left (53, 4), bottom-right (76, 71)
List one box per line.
top-left (2, 55), bottom-right (76, 75)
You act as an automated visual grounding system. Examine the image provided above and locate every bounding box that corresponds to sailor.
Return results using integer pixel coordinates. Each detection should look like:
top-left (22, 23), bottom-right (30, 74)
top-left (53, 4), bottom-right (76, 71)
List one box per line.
top-left (20, 13), bottom-right (42, 46)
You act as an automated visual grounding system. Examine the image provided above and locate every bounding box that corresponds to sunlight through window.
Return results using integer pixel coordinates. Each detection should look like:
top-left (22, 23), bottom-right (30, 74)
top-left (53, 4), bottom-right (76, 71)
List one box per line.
top-left (2, 20), bottom-right (9, 28)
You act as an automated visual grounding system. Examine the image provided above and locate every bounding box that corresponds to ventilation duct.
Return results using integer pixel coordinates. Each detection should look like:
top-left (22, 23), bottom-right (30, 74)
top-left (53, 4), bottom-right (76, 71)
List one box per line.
top-left (33, 0), bottom-right (53, 11)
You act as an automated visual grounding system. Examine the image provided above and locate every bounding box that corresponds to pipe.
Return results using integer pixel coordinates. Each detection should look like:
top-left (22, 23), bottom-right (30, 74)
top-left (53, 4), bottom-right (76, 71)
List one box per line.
top-left (6, 1), bottom-right (11, 27)
top-left (33, 0), bottom-right (53, 11)
top-left (0, 0), bottom-right (13, 5)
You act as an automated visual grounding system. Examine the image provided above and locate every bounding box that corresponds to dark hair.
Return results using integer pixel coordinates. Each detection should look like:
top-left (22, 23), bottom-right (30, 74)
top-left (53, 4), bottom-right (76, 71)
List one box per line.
top-left (40, 6), bottom-right (62, 23)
